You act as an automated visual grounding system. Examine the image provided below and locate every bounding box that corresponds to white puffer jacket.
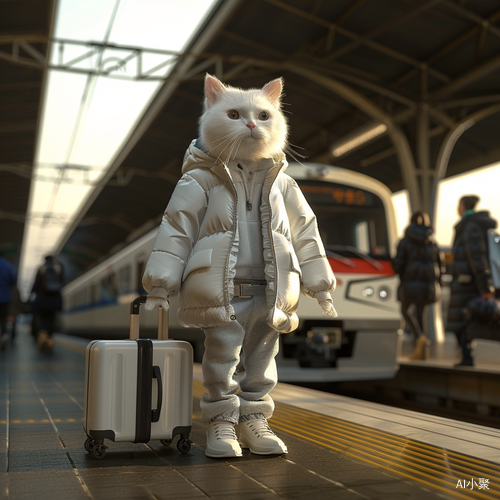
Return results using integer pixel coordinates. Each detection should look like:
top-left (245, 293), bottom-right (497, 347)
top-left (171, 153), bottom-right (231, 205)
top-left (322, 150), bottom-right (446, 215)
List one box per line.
top-left (142, 140), bottom-right (336, 333)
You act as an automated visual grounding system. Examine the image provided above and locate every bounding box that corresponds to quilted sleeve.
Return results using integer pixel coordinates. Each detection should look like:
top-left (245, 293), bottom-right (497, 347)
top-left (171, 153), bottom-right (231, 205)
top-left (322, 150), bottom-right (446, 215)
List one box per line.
top-left (142, 173), bottom-right (208, 295)
top-left (284, 179), bottom-right (336, 298)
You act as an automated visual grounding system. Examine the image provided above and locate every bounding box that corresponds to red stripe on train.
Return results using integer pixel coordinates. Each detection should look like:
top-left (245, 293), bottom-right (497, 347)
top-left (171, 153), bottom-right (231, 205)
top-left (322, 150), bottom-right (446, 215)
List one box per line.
top-left (328, 257), bottom-right (395, 275)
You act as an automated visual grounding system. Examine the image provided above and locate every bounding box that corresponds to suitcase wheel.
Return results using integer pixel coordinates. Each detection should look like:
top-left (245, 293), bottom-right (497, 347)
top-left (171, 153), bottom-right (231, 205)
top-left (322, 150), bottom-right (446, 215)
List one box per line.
top-left (160, 439), bottom-right (172, 447)
top-left (177, 437), bottom-right (191, 454)
top-left (92, 443), bottom-right (108, 460)
top-left (84, 437), bottom-right (95, 453)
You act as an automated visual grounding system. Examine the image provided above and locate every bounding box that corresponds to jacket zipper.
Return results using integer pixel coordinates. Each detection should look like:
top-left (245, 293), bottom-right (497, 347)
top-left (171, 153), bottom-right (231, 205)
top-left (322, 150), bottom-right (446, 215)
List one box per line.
top-left (237, 163), bottom-right (255, 211)
top-left (225, 159), bottom-right (284, 314)
top-left (223, 164), bottom-right (239, 315)
top-left (266, 161), bottom-right (285, 309)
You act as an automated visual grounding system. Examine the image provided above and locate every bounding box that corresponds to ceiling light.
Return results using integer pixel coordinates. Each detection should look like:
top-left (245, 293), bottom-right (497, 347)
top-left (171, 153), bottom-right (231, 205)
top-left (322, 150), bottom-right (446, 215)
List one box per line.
top-left (332, 123), bottom-right (387, 158)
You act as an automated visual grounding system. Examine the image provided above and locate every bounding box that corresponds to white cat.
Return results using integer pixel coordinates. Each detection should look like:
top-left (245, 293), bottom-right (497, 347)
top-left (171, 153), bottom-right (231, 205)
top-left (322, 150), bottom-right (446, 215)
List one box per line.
top-left (143, 75), bottom-right (336, 458)
top-left (198, 74), bottom-right (288, 162)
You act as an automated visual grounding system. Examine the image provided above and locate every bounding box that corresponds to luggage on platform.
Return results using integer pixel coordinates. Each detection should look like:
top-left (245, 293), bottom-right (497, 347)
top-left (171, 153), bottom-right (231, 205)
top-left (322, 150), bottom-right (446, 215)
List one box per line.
top-left (83, 296), bottom-right (193, 459)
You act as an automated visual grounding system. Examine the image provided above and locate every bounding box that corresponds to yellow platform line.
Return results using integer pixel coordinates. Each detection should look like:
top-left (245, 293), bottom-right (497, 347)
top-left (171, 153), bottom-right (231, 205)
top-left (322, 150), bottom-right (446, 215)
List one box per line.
top-left (271, 416), bottom-right (499, 500)
top-left (0, 418), bottom-right (77, 424)
top-left (274, 404), bottom-right (500, 477)
top-left (192, 379), bottom-right (499, 500)
top-left (271, 416), bottom-right (494, 481)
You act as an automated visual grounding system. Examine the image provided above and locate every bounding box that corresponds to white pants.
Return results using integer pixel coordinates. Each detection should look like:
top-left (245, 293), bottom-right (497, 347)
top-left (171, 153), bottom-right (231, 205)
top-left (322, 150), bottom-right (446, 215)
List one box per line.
top-left (200, 294), bottom-right (280, 424)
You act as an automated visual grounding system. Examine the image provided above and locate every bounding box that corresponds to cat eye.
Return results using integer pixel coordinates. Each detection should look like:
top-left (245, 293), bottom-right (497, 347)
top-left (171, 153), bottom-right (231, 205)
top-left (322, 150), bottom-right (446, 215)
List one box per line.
top-left (227, 110), bottom-right (240, 119)
top-left (258, 111), bottom-right (269, 120)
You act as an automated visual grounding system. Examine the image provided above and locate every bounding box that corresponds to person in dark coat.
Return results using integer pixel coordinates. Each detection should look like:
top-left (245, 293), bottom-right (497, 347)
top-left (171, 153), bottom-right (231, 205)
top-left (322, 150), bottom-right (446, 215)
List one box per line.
top-left (31, 255), bottom-right (64, 351)
top-left (0, 251), bottom-right (18, 349)
top-left (447, 195), bottom-right (497, 366)
top-left (393, 211), bottom-right (443, 360)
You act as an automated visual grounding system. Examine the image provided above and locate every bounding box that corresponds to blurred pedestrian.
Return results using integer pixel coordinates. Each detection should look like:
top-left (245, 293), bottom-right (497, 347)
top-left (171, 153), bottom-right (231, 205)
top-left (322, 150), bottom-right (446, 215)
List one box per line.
top-left (31, 255), bottom-right (64, 351)
top-left (393, 211), bottom-right (443, 360)
top-left (447, 195), bottom-right (498, 366)
top-left (9, 286), bottom-right (24, 342)
top-left (0, 251), bottom-right (18, 349)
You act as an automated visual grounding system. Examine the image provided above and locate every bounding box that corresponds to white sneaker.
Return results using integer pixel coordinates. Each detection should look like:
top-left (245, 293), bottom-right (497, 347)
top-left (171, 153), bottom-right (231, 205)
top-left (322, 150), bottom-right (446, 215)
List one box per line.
top-left (239, 417), bottom-right (288, 455)
top-left (205, 420), bottom-right (242, 458)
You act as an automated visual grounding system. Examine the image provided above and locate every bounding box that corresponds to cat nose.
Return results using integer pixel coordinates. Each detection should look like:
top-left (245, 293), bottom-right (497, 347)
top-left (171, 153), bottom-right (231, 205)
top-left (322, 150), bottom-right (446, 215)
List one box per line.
top-left (246, 122), bottom-right (256, 129)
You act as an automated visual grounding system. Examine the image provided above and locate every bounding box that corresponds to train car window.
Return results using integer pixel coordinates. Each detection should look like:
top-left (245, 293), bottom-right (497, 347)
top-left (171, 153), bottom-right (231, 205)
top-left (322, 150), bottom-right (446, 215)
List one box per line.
top-left (118, 266), bottom-right (131, 294)
top-left (91, 280), bottom-right (98, 304)
top-left (298, 180), bottom-right (390, 259)
top-left (100, 271), bottom-right (118, 302)
top-left (136, 254), bottom-right (146, 295)
top-left (354, 221), bottom-right (370, 254)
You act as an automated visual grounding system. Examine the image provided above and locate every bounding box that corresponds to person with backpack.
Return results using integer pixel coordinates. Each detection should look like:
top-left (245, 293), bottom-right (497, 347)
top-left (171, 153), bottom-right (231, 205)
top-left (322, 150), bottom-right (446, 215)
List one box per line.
top-left (31, 255), bottom-right (64, 351)
top-left (393, 211), bottom-right (444, 360)
top-left (447, 195), bottom-right (498, 366)
top-left (0, 251), bottom-right (18, 349)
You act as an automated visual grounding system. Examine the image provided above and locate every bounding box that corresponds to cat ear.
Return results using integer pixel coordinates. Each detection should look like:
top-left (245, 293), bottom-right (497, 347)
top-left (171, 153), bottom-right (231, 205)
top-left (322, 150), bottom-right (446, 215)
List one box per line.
top-left (261, 77), bottom-right (283, 106)
top-left (204, 74), bottom-right (226, 108)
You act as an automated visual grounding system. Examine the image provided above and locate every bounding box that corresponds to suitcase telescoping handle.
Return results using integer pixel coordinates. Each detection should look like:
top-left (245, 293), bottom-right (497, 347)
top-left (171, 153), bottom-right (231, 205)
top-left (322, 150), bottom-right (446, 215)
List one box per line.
top-left (129, 296), bottom-right (169, 340)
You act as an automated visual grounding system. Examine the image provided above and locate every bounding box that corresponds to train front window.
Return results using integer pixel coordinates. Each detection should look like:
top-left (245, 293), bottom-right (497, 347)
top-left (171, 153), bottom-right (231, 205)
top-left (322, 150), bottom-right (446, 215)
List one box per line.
top-left (298, 180), bottom-right (390, 259)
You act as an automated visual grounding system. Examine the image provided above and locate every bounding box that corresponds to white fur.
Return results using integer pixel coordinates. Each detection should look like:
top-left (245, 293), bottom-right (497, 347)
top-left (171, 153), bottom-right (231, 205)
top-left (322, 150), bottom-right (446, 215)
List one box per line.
top-left (199, 75), bottom-right (288, 162)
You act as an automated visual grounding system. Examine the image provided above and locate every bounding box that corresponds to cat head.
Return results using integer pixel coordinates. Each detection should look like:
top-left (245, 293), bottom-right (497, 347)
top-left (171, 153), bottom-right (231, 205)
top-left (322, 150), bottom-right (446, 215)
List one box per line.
top-left (198, 74), bottom-right (288, 162)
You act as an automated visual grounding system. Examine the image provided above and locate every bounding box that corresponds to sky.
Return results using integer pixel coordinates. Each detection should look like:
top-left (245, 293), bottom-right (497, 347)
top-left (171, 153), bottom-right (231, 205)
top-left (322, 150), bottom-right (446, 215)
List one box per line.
top-left (18, 0), bottom-right (218, 298)
top-left (17, 0), bottom-right (500, 298)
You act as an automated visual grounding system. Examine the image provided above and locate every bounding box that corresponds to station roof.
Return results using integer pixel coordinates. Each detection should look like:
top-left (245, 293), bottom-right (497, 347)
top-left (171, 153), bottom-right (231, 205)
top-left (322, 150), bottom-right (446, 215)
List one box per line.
top-left (4, 0), bottom-right (500, 277)
top-left (0, 0), bottom-right (56, 265)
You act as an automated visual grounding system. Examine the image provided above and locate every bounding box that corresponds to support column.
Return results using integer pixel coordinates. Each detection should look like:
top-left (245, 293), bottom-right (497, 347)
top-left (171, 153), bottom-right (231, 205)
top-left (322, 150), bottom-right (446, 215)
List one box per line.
top-left (285, 63), bottom-right (422, 211)
top-left (416, 102), bottom-right (432, 214)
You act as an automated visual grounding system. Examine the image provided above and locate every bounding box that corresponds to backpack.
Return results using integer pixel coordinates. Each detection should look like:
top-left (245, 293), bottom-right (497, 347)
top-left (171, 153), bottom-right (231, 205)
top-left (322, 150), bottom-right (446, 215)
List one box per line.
top-left (487, 229), bottom-right (500, 289)
top-left (43, 263), bottom-right (62, 292)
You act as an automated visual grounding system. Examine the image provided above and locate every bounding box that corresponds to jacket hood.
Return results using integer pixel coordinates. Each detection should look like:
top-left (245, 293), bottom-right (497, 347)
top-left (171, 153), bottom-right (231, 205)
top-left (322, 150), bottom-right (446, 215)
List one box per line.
top-left (405, 223), bottom-right (433, 244)
top-left (181, 139), bottom-right (288, 175)
top-left (455, 210), bottom-right (498, 233)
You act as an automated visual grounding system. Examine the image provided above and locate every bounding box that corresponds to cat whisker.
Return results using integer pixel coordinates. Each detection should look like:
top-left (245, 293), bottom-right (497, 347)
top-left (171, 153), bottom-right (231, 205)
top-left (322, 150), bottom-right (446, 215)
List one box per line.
top-left (206, 131), bottom-right (239, 151)
top-left (206, 132), bottom-right (240, 157)
top-left (227, 136), bottom-right (241, 162)
top-left (232, 137), bottom-right (243, 161)
top-left (209, 131), bottom-right (239, 147)
top-left (285, 146), bottom-right (307, 159)
top-left (216, 134), bottom-right (240, 162)
top-left (284, 144), bottom-right (308, 165)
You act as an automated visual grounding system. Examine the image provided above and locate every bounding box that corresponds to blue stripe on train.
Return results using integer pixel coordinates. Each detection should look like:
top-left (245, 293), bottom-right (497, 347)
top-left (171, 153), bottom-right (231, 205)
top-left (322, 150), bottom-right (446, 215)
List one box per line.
top-left (62, 292), bottom-right (146, 314)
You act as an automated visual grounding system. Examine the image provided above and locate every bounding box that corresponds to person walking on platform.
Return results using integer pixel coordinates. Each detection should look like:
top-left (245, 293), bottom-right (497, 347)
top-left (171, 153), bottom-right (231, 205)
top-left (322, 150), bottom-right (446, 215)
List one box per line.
top-left (0, 251), bottom-right (18, 349)
top-left (31, 255), bottom-right (64, 351)
top-left (448, 195), bottom-right (497, 366)
top-left (393, 211), bottom-right (443, 360)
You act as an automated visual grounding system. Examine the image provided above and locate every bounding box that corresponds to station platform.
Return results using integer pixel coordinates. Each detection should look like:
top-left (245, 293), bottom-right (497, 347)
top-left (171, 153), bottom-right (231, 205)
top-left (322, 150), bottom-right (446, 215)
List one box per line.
top-left (1, 330), bottom-right (500, 500)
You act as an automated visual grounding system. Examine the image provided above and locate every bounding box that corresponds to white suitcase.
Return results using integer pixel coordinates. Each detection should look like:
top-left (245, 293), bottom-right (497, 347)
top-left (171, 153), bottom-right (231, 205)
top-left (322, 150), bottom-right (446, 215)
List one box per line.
top-left (83, 296), bottom-right (193, 459)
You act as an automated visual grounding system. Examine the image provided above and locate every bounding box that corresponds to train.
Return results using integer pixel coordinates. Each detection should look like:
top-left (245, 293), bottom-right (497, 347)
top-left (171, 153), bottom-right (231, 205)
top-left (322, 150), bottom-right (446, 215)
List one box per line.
top-left (61, 162), bottom-right (402, 382)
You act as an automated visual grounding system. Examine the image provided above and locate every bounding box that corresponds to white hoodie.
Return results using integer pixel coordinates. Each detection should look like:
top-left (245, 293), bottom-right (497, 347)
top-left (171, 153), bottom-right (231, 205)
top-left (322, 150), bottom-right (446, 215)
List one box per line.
top-left (142, 140), bottom-right (336, 333)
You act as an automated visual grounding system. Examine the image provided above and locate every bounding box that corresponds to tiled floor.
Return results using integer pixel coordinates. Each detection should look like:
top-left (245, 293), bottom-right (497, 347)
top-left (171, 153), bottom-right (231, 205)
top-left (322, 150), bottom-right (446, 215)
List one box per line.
top-left (1, 332), bottom-right (498, 499)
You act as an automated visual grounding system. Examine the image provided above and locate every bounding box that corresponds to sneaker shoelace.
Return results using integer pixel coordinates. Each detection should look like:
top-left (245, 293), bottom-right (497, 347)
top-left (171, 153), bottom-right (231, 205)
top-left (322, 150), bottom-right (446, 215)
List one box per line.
top-left (214, 421), bottom-right (238, 441)
top-left (246, 418), bottom-right (276, 438)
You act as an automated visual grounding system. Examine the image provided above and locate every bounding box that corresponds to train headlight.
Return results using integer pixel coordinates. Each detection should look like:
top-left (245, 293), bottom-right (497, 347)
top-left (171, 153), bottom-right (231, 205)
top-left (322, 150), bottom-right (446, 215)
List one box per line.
top-left (378, 286), bottom-right (390, 299)
top-left (362, 286), bottom-right (374, 297)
